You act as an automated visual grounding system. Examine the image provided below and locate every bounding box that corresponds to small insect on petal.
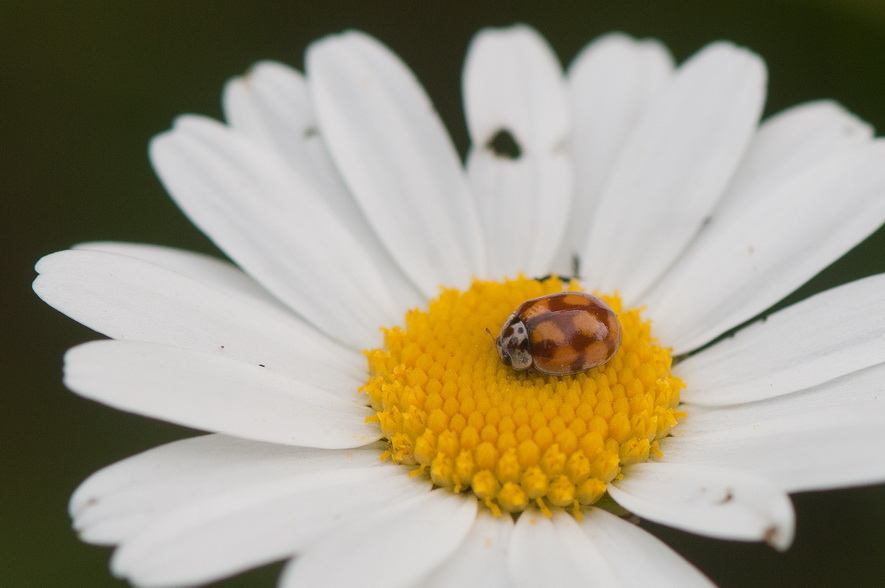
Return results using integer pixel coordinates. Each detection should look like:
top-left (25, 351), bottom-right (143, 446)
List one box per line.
top-left (495, 292), bottom-right (621, 376)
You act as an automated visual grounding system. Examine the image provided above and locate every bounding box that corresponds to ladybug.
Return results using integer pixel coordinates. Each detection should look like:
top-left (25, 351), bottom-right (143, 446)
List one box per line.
top-left (494, 292), bottom-right (622, 376)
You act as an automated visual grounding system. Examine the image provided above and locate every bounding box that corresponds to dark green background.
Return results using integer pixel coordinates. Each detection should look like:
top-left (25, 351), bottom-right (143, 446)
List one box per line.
top-left (4, 1), bottom-right (885, 586)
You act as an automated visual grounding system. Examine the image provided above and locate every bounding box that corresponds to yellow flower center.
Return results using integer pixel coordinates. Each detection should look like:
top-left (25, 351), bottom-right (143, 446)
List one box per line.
top-left (362, 277), bottom-right (683, 516)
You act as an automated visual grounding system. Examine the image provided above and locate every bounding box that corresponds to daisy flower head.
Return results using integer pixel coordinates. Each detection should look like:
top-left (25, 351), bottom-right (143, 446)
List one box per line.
top-left (34, 24), bottom-right (885, 587)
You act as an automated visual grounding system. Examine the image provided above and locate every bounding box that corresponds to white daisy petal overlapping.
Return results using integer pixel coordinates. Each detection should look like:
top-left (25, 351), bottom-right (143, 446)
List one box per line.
top-left (35, 25), bottom-right (885, 587)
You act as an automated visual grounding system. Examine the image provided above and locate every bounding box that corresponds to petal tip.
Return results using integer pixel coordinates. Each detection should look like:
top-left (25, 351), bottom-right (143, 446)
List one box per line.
top-left (765, 523), bottom-right (794, 552)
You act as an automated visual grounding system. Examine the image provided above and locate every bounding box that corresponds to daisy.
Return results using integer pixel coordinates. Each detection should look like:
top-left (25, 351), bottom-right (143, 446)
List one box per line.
top-left (34, 25), bottom-right (885, 587)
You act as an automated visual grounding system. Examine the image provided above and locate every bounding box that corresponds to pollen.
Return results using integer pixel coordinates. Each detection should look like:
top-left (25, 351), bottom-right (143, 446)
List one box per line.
top-left (362, 277), bottom-right (683, 516)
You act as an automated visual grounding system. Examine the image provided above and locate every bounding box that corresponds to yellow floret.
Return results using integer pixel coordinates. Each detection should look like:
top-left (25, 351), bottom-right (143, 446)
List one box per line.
top-left (362, 276), bottom-right (683, 517)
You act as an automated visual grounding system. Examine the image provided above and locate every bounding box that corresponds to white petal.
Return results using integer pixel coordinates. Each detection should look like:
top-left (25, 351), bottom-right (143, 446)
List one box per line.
top-left (223, 61), bottom-right (323, 171)
top-left (72, 435), bottom-right (386, 543)
top-left (222, 61), bottom-right (424, 310)
top-left (578, 508), bottom-right (714, 587)
top-left (64, 341), bottom-right (379, 448)
top-left (665, 414), bottom-right (885, 493)
top-left (609, 462), bottom-right (794, 550)
top-left (150, 115), bottom-right (409, 349)
top-left (717, 100), bottom-right (874, 215)
top-left (508, 511), bottom-right (618, 587)
top-left (110, 464), bottom-right (423, 587)
top-left (74, 241), bottom-right (291, 314)
top-left (279, 490), bottom-right (477, 588)
top-left (463, 25), bottom-right (572, 278)
top-left (678, 362), bottom-right (885, 434)
top-left (666, 363), bottom-right (885, 491)
top-left (580, 42), bottom-right (766, 303)
top-left (306, 30), bottom-right (486, 295)
top-left (562, 33), bottom-right (674, 264)
top-left (677, 273), bottom-right (885, 406)
top-left (421, 509), bottom-right (513, 588)
top-left (646, 141), bottom-right (885, 353)
top-left (34, 249), bottom-right (363, 393)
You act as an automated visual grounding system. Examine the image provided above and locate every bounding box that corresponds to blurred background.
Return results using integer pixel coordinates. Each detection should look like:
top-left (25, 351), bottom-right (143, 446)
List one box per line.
top-left (3, 1), bottom-right (885, 585)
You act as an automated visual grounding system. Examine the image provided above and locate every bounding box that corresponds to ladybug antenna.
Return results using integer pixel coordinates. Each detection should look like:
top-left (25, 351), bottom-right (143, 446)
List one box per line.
top-left (485, 327), bottom-right (495, 340)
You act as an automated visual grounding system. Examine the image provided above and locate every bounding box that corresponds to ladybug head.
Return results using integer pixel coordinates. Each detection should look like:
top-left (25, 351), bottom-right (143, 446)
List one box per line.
top-left (495, 315), bottom-right (533, 371)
